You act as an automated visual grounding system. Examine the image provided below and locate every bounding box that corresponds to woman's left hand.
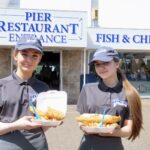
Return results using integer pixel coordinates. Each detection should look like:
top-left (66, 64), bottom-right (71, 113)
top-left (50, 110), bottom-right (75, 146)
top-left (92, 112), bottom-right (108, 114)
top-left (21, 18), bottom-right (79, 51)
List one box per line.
top-left (98, 125), bottom-right (121, 137)
top-left (98, 120), bottom-right (132, 138)
top-left (98, 126), bottom-right (120, 136)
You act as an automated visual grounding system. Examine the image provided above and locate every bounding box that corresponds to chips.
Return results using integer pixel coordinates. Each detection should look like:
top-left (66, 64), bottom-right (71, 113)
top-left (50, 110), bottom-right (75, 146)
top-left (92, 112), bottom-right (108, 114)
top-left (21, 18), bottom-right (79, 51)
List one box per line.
top-left (76, 114), bottom-right (121, 127)
top-left (30, 106), bottom-right (65, 121)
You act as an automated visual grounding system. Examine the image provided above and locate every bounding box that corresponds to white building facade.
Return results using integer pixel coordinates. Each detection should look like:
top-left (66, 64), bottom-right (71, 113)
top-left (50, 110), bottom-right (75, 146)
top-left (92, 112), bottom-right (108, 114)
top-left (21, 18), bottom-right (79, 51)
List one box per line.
top-left (0, 1), bottom-right (150, 103)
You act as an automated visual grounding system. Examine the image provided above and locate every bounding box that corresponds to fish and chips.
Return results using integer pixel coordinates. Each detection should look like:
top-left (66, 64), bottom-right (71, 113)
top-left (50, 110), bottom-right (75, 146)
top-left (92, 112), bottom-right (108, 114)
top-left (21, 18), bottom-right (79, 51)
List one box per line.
top-left (76, 114), bottom-right (121, 127)
top-left (30, 106), bottom-right (65, 121)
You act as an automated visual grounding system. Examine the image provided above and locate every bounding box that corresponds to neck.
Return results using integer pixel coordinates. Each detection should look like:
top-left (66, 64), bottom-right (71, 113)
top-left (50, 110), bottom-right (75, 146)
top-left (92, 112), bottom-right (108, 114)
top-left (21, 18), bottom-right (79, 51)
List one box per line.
top-left (103, 75), bottom-right (119, 88)
top-left (16, 69), bottom-right (32, 80)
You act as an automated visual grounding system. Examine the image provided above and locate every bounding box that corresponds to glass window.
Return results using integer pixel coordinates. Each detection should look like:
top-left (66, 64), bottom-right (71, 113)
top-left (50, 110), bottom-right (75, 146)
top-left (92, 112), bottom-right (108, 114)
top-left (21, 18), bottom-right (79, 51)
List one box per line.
top-left (89, 51), bottom-right (150, 97)
top-left (120, 53), bottom-right (150, 96)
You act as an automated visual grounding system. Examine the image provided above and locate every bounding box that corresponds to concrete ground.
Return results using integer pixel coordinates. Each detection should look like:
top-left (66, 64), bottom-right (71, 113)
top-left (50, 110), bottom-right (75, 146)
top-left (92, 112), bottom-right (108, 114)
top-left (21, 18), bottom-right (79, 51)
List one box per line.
top-left (45, 100), bottom-right (150, 150)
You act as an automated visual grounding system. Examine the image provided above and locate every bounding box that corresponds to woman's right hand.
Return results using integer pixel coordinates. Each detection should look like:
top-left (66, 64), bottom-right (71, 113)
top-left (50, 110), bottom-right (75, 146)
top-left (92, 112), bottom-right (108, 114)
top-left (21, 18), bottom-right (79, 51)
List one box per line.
top-left (13, 116), bottom-right (42, 130)
top-left (0, 116), bottom-right (42, 135)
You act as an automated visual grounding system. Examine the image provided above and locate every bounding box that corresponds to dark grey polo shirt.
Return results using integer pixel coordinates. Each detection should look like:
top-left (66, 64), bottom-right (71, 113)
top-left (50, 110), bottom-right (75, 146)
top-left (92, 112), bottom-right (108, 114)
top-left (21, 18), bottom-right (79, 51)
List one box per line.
top-left (77, 82), bottom-right (130, 150)
top-left (77, 82), bottom-right (129, 126)
top-left (0, 71), bottom-right (49, 150)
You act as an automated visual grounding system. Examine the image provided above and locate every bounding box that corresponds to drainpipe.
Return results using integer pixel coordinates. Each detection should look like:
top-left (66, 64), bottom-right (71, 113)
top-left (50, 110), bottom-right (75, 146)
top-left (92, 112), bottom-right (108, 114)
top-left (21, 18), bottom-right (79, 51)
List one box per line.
top-left (83, 48), bottom-right (86, 86)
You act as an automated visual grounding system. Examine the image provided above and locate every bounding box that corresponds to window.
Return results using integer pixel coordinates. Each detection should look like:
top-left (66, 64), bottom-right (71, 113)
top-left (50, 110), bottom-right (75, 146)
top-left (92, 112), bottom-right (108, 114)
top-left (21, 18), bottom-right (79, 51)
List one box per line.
top-left (89, 51), bottom-right (150, 96)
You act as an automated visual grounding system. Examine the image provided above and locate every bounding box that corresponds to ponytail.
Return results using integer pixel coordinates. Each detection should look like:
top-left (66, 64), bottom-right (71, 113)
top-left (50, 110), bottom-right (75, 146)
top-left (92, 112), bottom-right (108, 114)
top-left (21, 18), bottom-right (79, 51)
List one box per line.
top-left (117, 69), bottom-right (143, 140)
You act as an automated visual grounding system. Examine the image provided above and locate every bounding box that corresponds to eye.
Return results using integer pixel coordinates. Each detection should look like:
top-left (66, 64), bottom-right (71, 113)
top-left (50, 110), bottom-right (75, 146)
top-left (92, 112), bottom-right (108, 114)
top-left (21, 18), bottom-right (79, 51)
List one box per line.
top-left (103, 62), bottom-right (110, 65)
top-left (94, 62), bottom-right (110, 67)
top-left (32, 54), bottom-right (40, 60)
top-left (32, 55), bottom-right (38, 58)
top-left (94, 63), bottom-right (101, 67)
top-left (21, 52), bottom-right (28, 57)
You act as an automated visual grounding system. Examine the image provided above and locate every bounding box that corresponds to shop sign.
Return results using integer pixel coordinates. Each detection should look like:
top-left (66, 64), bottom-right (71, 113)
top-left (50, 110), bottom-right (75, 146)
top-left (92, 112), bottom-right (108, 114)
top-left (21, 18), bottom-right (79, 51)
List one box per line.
top-left (0, 8), bottom-right (87, 47)
top-left (88, 28), bottom-right (150, 50)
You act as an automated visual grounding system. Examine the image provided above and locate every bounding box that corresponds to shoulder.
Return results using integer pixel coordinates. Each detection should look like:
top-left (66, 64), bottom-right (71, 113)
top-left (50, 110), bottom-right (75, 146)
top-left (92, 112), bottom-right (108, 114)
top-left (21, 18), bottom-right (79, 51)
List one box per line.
top-left (83, 82), bottom-right (99, 89)
top-left (33, 78), bottom-right (49, 91)
top-left (0, 75), bottom-right (13, 86)
top-left (81, 82), bottom-right (99, 93)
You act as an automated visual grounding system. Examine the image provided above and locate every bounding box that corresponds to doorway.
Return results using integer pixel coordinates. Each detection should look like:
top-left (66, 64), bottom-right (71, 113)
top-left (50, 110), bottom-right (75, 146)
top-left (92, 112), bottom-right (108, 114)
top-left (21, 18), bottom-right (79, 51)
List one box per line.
top-left (35, 51), bottom-right (60, 90)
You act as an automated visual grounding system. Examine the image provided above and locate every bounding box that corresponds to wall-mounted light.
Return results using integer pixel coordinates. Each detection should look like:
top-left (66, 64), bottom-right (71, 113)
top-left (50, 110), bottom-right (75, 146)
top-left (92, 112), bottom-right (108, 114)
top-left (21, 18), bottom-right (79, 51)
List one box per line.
top-left (91, 8), bottom-right (98, 20)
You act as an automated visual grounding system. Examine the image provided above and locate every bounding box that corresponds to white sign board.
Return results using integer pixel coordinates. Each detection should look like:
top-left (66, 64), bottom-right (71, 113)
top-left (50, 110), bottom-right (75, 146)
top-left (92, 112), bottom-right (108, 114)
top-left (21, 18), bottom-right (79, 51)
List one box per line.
top-left (88, 28), bottom-right (150, 50)
top-left (0, 8), bottom-right (87, 47)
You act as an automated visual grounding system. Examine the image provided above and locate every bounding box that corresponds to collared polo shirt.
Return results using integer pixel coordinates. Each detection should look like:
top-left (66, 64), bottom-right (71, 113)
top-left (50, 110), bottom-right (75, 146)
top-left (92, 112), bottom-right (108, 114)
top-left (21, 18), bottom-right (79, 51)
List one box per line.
top-left (77, 82), bottom-right (130, 126)
top-left (0, 71), bottom-right (49, 150)
top-left (77, 82), bottom-right (130, 150)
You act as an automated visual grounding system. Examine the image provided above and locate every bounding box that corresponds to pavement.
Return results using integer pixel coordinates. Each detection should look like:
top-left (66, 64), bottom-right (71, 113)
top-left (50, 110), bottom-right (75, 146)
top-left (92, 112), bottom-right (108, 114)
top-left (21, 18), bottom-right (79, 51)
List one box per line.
top-left (45, 100), bottom-right (150, 150)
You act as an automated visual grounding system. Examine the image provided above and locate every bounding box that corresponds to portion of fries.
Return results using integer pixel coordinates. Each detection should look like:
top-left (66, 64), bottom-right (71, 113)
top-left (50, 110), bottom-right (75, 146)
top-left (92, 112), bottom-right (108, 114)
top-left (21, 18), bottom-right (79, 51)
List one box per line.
top-left (76, 114), bottom-right (121, 127)
top-left (30, 106), bottom-right (65, 121)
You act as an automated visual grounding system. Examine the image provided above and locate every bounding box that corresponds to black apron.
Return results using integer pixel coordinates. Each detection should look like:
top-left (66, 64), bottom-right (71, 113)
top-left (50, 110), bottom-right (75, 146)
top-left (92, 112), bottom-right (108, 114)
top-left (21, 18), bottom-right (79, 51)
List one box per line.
top-left (0, 130), bottom-right (49, 150)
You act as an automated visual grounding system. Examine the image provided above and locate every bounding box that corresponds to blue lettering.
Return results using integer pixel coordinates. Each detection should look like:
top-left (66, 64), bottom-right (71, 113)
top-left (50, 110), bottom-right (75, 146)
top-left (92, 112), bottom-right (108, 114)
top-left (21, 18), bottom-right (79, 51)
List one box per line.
top-left (9, 33), bottom-right (22, 42)
top-left (69, 24), bottom-right (79, 34)
top-left (9, 33), bottom-right (67, 44)
top-left (25, 12), bottom-right (51, 21)
top-left (0, 20), bottom-right (78, 35)
top-left (8, 22), bottom-right (14, 31)
top-left (133, 35), bottom-right (140, 43)
top-left (133, 35), bottom-right (150, 43)
top-left (0, 21), bottom-right (6, 31)
top-left (21, 23), bottom-right (28, 31)
top-left (105, 34), bottom-right (112, 42)
top-left (28, 24), bottom-right (36, 32)
top-left (112, 34), bottom-right (119, 43)
top-left (9, 33), bottom-right (15, 42)
top-left (40, 34), bottom-right (67, 43)
top-left (14, 23), bottom-right (21, 32)
top-left (96, 34), bottom-right (103, 42)
top-left (25, 12), bottom-right (32, 21)
top-left (61, 24), bottom-right (69, 33)
top-left (96, 34), bottom-right (119, 43)
top-left (53, 25), bottom-right (60, 33)
top-left (35, 24), bottom-right (43, 32)
top-left (44, 24), bottom-right (51, 32)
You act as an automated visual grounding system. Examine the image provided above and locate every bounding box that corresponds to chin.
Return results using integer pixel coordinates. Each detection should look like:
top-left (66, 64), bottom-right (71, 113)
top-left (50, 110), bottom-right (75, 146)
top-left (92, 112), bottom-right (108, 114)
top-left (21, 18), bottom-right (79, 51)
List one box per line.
top-left (22, 68), bottom-right (34, 72)
top-left (99, 73), bottom-right (108, 79)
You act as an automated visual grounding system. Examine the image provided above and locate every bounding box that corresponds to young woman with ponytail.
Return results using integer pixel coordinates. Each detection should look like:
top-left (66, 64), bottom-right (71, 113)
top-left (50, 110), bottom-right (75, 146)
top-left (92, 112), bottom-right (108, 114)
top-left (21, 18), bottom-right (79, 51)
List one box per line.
top-left (77, 47), bottom-right (143, 150)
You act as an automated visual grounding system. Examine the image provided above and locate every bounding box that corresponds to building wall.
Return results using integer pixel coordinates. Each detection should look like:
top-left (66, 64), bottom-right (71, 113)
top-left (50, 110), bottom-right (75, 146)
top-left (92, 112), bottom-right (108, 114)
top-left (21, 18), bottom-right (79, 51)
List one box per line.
top-left (0, 49), bottom-right (11, 78)
top-left (63, 50), bottom-right (82, 104)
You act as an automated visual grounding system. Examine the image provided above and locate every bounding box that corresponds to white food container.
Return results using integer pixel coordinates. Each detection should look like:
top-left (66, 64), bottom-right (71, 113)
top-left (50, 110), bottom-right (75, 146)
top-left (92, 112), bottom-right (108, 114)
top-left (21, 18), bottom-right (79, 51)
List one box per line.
top-left (36, 90), bottom-right (67, 114)
top-left (81, 126), bottom-right (117, 133)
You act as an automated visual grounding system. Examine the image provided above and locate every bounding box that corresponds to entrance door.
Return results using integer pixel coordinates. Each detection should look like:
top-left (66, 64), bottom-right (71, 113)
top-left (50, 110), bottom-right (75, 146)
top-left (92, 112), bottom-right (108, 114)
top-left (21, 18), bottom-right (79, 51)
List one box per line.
top-left (35, 52), bottom-right (60, 90)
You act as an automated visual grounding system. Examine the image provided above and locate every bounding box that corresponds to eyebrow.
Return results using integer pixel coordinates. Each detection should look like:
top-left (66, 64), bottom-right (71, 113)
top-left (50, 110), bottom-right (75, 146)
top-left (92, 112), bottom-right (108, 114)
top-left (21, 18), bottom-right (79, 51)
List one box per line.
top-left (21, 49), bottom-right (41, 54)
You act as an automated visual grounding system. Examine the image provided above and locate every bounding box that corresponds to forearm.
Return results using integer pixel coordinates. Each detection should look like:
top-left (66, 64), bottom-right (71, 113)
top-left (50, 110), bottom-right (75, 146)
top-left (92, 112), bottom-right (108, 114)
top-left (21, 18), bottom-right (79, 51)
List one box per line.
top-left (0, 122), bottom-right (19, 135)
top-left (0, 116), bottom-right (42, 135)
top-left (113, 126), bottom-right (132, 138)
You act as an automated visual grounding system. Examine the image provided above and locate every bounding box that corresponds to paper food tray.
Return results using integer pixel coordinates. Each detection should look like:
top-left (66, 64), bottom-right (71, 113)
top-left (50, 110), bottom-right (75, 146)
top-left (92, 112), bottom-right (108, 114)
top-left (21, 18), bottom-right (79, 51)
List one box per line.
top-left (81, 126), bottom-right (117, 134)
top-left (36, 90), bottom-right (67, 114)
top-left (31, 119), bottom-right (62, 127)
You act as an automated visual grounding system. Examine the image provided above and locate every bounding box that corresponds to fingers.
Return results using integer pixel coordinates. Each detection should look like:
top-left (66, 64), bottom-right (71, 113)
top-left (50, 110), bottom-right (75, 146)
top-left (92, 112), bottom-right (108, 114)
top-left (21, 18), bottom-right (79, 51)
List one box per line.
top-left (98, 132), bottom-right (113, 136)
top-left (21, 116), bottom-right (35, 121)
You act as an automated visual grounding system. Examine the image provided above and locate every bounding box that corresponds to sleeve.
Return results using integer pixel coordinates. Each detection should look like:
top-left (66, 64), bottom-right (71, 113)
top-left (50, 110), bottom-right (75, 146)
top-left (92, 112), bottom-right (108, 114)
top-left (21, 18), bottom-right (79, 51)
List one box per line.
top-left (41, 83), bottom-right (49, 92)
top-left (76, 86), bottom-right (89, 114)
top-left (35, 79), bottom-right (50, 93)
top-left (124, 105), bottom-right (131, 120)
